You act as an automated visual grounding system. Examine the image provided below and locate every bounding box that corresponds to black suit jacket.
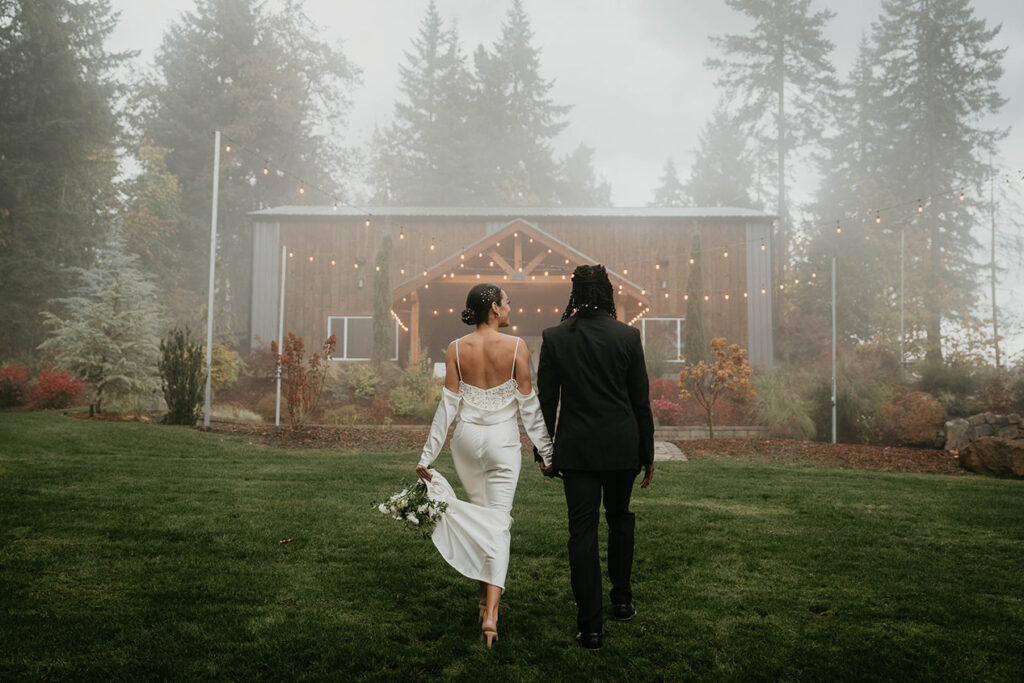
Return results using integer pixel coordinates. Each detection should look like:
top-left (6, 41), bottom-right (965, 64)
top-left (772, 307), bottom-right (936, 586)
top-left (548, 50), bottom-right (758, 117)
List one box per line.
top-left (536, 309), bottom-right (655, 471)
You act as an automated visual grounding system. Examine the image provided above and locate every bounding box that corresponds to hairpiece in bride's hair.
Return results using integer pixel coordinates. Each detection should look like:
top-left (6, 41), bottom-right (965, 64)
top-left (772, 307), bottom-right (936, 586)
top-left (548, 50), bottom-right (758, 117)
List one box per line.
top-left (463, 283), bottom-right (502, 325)
top-left (561, 264), bottom-right (615, 322)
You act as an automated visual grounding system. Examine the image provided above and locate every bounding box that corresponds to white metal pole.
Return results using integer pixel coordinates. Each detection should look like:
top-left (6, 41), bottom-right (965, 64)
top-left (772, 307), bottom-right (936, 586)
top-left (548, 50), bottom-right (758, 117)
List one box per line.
top-left (900, 228), bottom-right (905, 373)
top-left (275, 245), bottom-right (287, 426)
top-left (831, 256), bottom-right (837, 444)
top-left (203, 131), bottom-right (221, 427)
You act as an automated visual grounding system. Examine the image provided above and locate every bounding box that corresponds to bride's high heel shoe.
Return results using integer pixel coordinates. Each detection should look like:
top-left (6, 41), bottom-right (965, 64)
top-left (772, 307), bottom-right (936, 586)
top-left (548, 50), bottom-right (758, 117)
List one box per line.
top-left (481, 619), bottom-right (498, 648)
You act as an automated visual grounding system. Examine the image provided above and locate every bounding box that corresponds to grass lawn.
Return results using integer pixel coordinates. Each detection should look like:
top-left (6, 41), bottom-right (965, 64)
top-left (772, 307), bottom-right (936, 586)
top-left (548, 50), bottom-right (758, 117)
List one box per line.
top-left (2, 412), bottom-right (1023, 681)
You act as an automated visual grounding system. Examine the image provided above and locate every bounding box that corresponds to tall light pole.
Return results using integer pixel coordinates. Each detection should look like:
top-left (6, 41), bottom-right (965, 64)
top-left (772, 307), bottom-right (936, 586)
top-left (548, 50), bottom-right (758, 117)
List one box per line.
top-left (203, 131), bottom-right (221, 427)
top-left (275, 245), bottom-right (287, 426)
top-left (991, 173), bottom-right (1000, 368)
top-left (831, 256), bottom-right (837, 445)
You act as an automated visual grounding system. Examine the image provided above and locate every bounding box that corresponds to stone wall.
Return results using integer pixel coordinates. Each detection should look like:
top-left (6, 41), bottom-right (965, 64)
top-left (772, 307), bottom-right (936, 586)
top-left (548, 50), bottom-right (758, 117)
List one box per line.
top-left (944, 412), bottom-right (1022, 452)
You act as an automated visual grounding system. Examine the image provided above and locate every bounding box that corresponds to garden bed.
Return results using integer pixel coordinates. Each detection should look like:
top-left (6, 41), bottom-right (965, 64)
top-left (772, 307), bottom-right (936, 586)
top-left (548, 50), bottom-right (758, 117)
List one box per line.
top-left (199, 422), bottom-right (963, 475)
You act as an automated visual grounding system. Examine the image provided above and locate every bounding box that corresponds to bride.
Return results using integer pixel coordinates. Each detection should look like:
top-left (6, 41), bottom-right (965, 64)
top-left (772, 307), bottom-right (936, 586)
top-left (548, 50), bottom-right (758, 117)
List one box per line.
top-left (415, 283), bottom-right (553, 647)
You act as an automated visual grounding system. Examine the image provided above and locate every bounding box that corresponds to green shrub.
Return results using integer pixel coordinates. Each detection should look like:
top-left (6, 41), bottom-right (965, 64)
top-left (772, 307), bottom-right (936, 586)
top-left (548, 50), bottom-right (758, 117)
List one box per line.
top-left (208, 343), bottom-right (244, 391)
top-left (808, 352), bottom-right (891, 443)
top-left (749, 369), bottom-right (815, 440)
top-left (159, 327), bottom-right (204, 425)
top-left (388, 363), bottom-right (441, 421)
top-left (346, 364), bottom-right (380, 399)
top-left (255, 394), bottom-right (279, 423)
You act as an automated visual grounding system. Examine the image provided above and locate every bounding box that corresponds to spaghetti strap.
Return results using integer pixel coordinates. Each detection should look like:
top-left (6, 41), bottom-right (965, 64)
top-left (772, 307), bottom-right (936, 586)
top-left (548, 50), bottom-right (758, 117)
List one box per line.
top-left (455, 339), bottom-right (463, 381)
top-left (510, 337), bottom-right (520, 380)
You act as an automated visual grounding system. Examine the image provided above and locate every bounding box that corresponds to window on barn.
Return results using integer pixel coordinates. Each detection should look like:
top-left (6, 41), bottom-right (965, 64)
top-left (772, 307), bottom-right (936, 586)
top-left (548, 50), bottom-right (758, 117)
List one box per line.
top-left (327, 316), bottom-right (399, 361)
top-left (640, 317), bottom-right (685, 365)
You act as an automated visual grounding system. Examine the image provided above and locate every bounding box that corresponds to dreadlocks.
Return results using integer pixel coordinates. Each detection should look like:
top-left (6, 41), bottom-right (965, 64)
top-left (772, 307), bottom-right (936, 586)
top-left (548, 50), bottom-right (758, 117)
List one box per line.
top-left (560, 264), bottom-right (616, 322)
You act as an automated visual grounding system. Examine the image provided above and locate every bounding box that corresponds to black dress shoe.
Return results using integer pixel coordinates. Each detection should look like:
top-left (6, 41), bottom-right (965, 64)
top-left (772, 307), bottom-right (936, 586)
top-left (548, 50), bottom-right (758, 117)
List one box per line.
top-left (576, 631), bottom-right (602, 652)
top-left (612, 603), bottom-right (636, 621)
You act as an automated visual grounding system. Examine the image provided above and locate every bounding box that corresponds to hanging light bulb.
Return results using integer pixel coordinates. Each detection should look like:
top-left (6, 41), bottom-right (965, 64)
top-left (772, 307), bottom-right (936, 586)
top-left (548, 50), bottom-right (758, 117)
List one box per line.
top-left (836, 222), bottom-right (842, 234)
top-left (365, 218), bottom-right (371, 227)
top-left (399, 227), bottom-right (405, 240)
top-left (288, 251), bottom-right (294, 258)
top-left (917, 200), bottom-right (923, 213)
top-left (309, 256), bottom-right (314, 262)
top-left (959, 190), bottom-right (965, 202)
top-left (400, 268), bottom-right (405, 275)
top-left (299, 183), bottom-right (305, 195)
top-left (263, 161), bottom-right (269, 176)
top-left (332, 201), bottom-right (338, 211)
top-left (689, 257), bottom-right (694, 264)
top-left (224, 144), bottom-right (231, 152)
top-left (875, 213), bottom-right (881, 224)
top-left (429, 239), bottom-right (435, 251)
top-left (623, 268), bottom-right (629, 275)
top-left (723, 251), bottom-right (728, 258)
top-left (375, 265), bottom-right (381, 272)
top-left (761, 239), bottom-right (766, 250)
top-left (330, 258), bottom-right (336, 266)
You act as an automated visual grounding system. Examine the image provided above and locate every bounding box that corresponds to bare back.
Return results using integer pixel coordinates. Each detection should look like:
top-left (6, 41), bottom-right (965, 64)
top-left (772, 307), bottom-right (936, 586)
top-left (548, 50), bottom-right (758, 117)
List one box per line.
top-left (443, 331), bottom-right (532, 394)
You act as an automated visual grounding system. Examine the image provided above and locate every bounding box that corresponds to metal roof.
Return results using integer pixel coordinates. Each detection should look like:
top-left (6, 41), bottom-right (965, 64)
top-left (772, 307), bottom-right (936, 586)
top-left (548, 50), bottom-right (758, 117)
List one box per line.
top-left (249, 205), bottom-right (774, 220)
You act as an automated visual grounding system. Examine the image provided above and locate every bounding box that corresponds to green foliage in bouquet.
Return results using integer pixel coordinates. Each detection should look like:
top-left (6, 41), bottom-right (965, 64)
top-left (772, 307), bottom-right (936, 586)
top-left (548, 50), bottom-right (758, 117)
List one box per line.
top-left (374, 480), bottom-right (447, 538)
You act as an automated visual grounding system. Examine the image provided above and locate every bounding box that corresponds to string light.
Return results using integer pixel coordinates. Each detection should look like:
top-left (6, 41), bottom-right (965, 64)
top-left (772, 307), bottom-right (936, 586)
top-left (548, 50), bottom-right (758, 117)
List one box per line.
top-left (723, 251), bottom-right (728, 258)
top-left (299, 183), bottom-right (305, 195)
top-left (332, 201), bottom-right (338, 211)
top-left (390, 310), bottom-right (409, 332)
top-left (917, 200), bottom-right (923, 213)
top-left (875, 213), bottom-right (881, 224)
top-left (288, 251), bottom-right (294, 258)
top-left (330, 258), bottom-right (336, 266)
top-left (308, 256), bottom-right (314, 262)
top-left (399, 227), bottom-right (405, 240)
top-left (836, 222), bottom-right (842, 234)
top-left (959, 191), bottom-right (965, 202)
top-left (224, 144), bottom-right (231, 152)
top-left (365, 217), bottom-right (371, 228)
top-left (263, 162), bottom-right (269, 175)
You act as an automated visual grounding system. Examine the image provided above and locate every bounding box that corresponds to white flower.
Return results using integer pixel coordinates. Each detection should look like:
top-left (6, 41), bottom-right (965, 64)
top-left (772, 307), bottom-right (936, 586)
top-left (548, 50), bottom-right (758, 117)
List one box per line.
top-left (377, 503), bottom-right (388, 514)
top-left (406, 513), bottom-right (420, 525)
top-left (417, 504), bottom-right (428, 514)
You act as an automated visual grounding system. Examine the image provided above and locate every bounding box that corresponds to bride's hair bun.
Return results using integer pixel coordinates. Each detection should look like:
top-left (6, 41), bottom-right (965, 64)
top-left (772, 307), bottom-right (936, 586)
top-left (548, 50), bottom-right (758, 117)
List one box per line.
top-left (461, 308), bottom-right (477, 325)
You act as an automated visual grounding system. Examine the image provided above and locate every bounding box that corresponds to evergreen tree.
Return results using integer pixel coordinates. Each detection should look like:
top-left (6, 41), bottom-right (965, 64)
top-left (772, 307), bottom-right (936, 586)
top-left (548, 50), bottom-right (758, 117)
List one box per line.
top-left (138, 0), bottom-right (359, 346)
top-left (0, 0), bottom-right (129, 357)
top-left (372, 235), bottom-right (394, 367)
top-left (684, 106), bottom-right (755, 207)
top-left (39, 231), bottom-right (163, 413)
top-left (684, 233), bottom-right (707, 364)
top-left (377, 1), bottom-right (476, 205)
top-left (555, 144), bottom-right (611, 206)
top-left (649, 158), bottom-right (688, 208)
top-left (802, 2), bottom-right (1006, 361)
top-left (470, 0), bottom-right (570, 205)
top-left (706, 0), bottom-right (838, 277)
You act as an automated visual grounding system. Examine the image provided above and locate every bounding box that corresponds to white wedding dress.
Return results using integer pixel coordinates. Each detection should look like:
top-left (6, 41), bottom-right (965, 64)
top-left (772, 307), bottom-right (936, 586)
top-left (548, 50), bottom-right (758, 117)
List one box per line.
top-left (418, 338), bottom-right (553, 590)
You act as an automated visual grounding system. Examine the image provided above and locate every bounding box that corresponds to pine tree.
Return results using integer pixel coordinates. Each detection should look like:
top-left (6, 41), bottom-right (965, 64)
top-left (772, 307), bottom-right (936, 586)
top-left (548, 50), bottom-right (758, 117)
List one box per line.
top-left (869, 0), bottom-right (1005, 361)
top-left (684, 106), bottom-right (755, 207)
top-left (378, 1), bottom-right (476, 205)
top-left (706, 0), bottom-right (838, 277)
top-left (649, 158), bottom-right (688, 208)
top-left (372, 235), bottom-right (394, 367)
top-left (684, 233), bottom-right (707, 364)
top-left (138, 0), bottom-right (358, 346)
top-left (0, 0), bottom-right (129, 357)
top-left (470, 0), bottom-right (570, 205)
top-left (38, 231), bottom-right (163, 413)
top-left (555, 144), bottom-right (611, 206)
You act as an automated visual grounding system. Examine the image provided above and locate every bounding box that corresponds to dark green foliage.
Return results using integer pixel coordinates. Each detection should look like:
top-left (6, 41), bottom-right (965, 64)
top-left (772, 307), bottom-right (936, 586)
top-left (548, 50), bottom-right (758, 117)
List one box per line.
top-left (684, 104), bottom-right (755, 208)
top-left (683, 233), bottom-right (707, 364)
top-left (138, 0), bottom-right (359, 345)
top-left (0, 0), bottom-right (128, 357)
top-left (649, 158), bottom-right (687, 207)
top-left (707, 0), bottom-right (838, 273)
top-left (372, 235), bottom-right (394, 367)
top-left (2, 412), bottom-right (1023, 680)
top-left (158, 326), bottom-right (205, 425)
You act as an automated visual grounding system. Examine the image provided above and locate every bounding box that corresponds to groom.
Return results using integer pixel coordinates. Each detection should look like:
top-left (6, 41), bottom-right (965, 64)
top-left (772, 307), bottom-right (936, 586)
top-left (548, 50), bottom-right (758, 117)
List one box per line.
top-left (535, 264), bottom-right (655, 652)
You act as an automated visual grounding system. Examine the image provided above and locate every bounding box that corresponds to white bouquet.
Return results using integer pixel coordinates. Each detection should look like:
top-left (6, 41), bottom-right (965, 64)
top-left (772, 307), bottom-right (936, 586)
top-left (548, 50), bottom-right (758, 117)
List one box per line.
top-left (375, 478), bottom-right (448, 536)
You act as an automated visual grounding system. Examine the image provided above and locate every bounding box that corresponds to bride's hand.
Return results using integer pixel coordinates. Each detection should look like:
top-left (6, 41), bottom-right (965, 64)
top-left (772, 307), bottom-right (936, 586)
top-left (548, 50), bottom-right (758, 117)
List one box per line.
top-left (415, 465), bottom-right (433, 482)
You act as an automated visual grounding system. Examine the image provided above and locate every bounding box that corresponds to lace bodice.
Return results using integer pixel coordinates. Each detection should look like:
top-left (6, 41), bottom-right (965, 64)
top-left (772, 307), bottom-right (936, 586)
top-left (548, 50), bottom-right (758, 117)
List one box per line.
top-left (459, 378), bottom-right (520, 411)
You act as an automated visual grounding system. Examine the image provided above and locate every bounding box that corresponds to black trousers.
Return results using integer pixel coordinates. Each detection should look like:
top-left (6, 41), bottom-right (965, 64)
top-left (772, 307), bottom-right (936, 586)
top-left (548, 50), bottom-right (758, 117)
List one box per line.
top-left (561, 468), bottom-right (638, 633)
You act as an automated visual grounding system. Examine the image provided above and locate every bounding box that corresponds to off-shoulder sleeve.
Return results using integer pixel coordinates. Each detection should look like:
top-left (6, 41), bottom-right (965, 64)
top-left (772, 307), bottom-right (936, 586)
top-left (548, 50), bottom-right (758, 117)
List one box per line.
top-left (516, 388), bottom-right (553, 467)
top-left (418, 387), bottom-right (461, 468)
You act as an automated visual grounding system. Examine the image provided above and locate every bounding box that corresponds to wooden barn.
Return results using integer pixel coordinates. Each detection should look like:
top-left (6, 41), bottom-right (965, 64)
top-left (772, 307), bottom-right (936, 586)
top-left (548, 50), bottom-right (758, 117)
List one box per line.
top-left (248, 206), bottom-right (776, 370)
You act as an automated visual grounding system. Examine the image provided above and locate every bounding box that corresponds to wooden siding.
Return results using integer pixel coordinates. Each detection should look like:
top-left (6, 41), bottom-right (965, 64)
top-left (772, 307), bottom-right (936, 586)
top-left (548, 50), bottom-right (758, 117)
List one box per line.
top-left (249, 214), bottom-right (772, 363)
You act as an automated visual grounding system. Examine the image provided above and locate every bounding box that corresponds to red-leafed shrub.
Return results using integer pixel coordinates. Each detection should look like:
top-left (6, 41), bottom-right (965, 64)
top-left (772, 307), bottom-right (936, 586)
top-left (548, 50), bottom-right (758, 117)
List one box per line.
top-left (651, 398), bottom-right (683, 426)
top-left (649, 377), bottom-right (681, 403)
top-left (0, 365), bottom-right (30, 408)
top-left (33, 369), bottom-right (83, 409)
top-left (880, 387), bottom-right (947, 448)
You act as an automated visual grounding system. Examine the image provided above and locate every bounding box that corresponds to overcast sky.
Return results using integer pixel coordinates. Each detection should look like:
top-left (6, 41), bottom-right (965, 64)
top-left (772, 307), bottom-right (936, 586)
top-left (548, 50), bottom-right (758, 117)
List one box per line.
top-left (109, 0), bottom-right (1024, 356)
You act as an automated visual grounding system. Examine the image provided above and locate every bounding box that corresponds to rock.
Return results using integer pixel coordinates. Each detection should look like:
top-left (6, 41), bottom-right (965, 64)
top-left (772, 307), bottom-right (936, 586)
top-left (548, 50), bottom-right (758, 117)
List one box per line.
top-left (995, 415), bottom-right (1010, 427)
top-left (959, 437), bottom-right (1024, 479)
top-left (995, 426), bottom-right (1019, 439)
top-left (974, 424), bottom-right (995, 438)
top-left (985, 413), bottom-right (997, 425)
top-left (968, 413), bottom-right (989, 426)
top-left (945, 418), bottom-right (970, 452)
top-left (1009, 414), bottom-right (1021, 424)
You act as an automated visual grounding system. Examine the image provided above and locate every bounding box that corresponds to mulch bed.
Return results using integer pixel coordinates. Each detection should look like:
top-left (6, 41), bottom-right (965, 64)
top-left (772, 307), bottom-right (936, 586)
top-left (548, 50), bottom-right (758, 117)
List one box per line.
top-left (198, 422), bottom-right (963, 476)
top-left (675, 438), bottom-right (963, 475)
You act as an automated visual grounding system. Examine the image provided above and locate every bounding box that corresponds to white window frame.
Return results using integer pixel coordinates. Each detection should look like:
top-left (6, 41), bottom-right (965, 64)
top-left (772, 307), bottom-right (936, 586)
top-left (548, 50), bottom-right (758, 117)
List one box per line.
top-left (640, 317), bottom-right (686, 363)
top-left (327, 315), bottom-right (399, 361)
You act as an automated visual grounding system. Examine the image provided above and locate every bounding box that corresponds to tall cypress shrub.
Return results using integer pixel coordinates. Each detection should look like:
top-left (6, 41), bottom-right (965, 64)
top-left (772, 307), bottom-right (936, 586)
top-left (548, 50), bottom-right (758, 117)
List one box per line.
top-left (159, 326), bottom-right (205, 425)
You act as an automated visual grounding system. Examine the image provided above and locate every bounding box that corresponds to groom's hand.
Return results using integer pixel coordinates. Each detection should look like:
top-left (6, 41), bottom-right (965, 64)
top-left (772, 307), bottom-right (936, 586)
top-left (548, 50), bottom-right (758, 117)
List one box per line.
top-left (640, 463), bottom-right (654, 488)
top-left (539, 463), bottom-right (557, 478)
